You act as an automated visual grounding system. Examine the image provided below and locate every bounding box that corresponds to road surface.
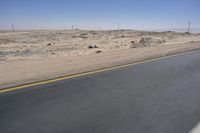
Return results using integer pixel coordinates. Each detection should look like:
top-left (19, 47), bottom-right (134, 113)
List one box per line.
top-left (1, 51), bottom-right (200, 133)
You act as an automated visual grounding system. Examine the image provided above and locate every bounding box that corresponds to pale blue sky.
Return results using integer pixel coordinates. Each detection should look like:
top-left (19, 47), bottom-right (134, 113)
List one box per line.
top-left (0, 0), bottom-right (199, 31)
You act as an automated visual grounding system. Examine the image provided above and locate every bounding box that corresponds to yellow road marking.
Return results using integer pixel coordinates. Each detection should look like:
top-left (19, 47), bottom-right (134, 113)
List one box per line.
top-left (0, 49), bottom-right (200, 93)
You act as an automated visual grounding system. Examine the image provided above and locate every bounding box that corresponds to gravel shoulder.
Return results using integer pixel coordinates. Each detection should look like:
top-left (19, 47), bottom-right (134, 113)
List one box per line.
top-left (0, 41), bottom-right (200, 89)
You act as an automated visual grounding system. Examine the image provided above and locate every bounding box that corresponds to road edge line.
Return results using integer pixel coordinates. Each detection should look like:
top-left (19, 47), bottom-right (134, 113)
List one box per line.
top-left (1, 49), bottom-right (200, 93)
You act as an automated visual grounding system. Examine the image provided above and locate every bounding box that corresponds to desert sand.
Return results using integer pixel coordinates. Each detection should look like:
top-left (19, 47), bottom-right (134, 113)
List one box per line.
top-left (0, 30), bottom-right (200, 88)
top-left (1, 30), bottom-right (200, 61)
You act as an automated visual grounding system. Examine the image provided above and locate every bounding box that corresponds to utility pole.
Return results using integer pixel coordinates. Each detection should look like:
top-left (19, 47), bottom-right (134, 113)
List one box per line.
top-left (11, 24), bottom-right (15, 31)
top-left (117, 23), bottom-right (120, 31)
top-left (72, 25), bottom-right (74, 30)
top-left (187, 21), bottom-right (191, 33)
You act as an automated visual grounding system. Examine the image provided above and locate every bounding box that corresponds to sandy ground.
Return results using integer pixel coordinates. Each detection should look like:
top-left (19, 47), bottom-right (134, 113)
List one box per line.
top-left (0, 30), bottom-right (200, 89)
top-left (1, 30), bottom-right (200, 61)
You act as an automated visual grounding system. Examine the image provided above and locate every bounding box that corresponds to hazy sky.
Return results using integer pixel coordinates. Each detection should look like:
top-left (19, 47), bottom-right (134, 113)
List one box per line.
top-left (0, 0), bottom-right (200, 30)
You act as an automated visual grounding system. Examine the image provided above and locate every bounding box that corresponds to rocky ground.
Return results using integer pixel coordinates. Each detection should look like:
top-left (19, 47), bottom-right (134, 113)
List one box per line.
top-left (0, 30), bottom-right (200, 62)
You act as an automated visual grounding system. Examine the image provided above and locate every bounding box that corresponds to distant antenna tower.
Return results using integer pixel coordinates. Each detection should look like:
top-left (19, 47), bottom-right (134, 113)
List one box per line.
top-left (187, 21), bottom-right (191, 33)
top-left (11, 24), bottom-right (15, 31)
top-left (72, 25), bottom-right (74, 30)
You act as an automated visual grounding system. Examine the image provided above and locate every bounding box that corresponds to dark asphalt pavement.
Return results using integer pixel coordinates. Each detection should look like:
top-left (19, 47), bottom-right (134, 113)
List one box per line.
top-left (1, 51), bottom-right (200, 133)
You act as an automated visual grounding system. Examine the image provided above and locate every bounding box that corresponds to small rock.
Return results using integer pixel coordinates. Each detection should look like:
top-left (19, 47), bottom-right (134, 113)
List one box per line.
top-left (94, 45), bottom-right (98, 48)
top-left (95, 50), bottom-right (102, 53)
top-left (131, 41), bottom-right (135, 44)
top-left (88, 45), bottom-right (98, 49)
top-left (88, 46), bottom-right (94, 49)
top-left (47, 43), bottom-right (52, 46)
top-left (139, 38), bottom-right (153, 44)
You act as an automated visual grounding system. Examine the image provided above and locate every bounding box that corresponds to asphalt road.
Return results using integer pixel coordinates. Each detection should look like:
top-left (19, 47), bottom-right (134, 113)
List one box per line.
top-left (1, 51), bottom-right (200, 133)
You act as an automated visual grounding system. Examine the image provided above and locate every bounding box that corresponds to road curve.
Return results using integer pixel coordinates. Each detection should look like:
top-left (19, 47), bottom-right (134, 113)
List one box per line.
top-left (1, 51), bottom-right (200, 133)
